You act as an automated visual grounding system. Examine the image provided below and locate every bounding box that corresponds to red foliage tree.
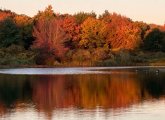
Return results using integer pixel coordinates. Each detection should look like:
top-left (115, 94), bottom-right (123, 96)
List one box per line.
top-left (61, 15), bottom-right (81, 49)
top-left (32, 18), bottom-right (68, 62)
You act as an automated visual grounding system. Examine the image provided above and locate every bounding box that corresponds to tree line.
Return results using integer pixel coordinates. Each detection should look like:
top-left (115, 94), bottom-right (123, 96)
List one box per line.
top-left (0, 5), bottom-right (165, 66)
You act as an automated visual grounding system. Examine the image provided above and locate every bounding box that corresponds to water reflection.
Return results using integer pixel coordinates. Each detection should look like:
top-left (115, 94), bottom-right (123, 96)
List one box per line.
top-left (0, 69), bottom-right (165, 119)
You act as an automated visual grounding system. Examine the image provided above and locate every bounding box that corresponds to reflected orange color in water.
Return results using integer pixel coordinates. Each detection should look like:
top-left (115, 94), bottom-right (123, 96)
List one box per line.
top-left (32, 73), bottom-right (142, 114)
top-left (0, 70), bottom-right (164, 119)
top-left (110, 73), bottom-right (141, 107)
top-left (0, 103), bottom-right (7, 116)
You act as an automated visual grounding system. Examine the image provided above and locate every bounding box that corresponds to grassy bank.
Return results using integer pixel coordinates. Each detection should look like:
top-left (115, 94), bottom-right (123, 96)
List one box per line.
top-left (0, 46), bottom-right (164, 68)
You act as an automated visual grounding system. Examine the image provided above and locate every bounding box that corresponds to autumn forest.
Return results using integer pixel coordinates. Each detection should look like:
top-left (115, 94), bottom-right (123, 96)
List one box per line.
top-left (0, 5), bottom-right (165, 66)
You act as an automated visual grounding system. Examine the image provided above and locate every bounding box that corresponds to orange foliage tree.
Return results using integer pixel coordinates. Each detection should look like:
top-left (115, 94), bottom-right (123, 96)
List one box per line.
top-left (103, 13), bottom-right (142, 50)
top-left (0, 10), bottom-right (14, 21)
top-left (14, 15), bottom-right (32, 27)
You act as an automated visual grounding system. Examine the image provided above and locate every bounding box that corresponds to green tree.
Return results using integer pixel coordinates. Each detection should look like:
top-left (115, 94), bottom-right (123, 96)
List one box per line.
top-left (14, 15), bottom-right (34, 49)
top-left (74, 12), bottom-right (96, 24)
top-left (134, 21), bottom-right (150, 42)
top-left (0, 18), bottom-right (21, 48)
top-left (143, 28), bottom-right (165, 51)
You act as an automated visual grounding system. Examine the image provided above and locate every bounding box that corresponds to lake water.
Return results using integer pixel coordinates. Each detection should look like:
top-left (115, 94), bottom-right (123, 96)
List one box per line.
top-left (0, 67), bottom-right (165, 120)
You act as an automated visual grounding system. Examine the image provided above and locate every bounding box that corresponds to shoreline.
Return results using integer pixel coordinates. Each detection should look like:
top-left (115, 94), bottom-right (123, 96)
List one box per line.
top-left (0, 64), bottom-right (165, 69)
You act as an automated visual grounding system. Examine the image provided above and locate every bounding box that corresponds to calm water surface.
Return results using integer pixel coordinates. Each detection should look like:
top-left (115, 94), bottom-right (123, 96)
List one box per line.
top-left (0, 67), bottom-right (165, 120)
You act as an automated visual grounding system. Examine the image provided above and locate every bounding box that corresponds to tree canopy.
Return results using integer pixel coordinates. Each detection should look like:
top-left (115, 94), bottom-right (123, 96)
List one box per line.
top-left (0, 6), bottom-right (164, 65)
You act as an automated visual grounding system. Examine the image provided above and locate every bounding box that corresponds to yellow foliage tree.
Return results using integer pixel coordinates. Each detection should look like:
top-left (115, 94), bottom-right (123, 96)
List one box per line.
top-left (80, 17), bottom-right (109, 49)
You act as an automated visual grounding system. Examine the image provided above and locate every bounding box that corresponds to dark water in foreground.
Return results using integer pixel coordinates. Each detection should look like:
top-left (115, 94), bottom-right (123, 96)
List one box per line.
top-left (0, 67), bottom-right (165, 120)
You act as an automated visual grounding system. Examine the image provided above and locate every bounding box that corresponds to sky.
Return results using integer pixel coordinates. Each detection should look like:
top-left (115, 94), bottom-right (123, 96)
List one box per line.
top-left (0, 0), bottom-right (165, 25)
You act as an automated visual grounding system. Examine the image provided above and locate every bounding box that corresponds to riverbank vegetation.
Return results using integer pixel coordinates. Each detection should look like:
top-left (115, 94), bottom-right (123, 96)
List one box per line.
top-left (0, 5), bottom-right (165, 66)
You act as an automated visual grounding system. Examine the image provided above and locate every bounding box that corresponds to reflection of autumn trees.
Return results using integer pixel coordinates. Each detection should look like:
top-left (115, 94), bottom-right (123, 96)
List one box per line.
top-left (0, 102), bottom-right (6, 116)
top-left (107, 73), bottom-right (141, 108)
top-left (32, 76), bottom-right (81, 110)
top-left (0, 75), bottom-right (33, 116)
top-left (31, 72), bottom-right (165, 115)
top-left (77, 73), bottom-right (141, 109)
top-left (32, 73), bottom-right (142, 112)
top-left (0, 72), bottom-right (165, 117)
